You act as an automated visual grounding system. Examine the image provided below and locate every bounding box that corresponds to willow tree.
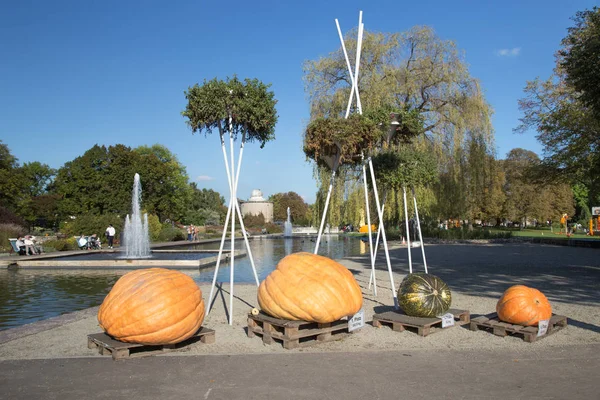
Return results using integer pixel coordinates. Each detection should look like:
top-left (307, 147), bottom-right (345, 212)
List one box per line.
top-left (303, 26), bottom-right (494, 220)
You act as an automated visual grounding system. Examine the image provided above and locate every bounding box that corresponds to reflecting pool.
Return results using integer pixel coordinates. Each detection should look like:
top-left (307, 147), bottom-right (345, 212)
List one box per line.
top-left (0, 236), bottom-right (363, 331)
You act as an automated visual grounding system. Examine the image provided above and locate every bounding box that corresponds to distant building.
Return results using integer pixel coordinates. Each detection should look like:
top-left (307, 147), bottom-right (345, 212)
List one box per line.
top-left (240, 189), bottom-right (273, 223)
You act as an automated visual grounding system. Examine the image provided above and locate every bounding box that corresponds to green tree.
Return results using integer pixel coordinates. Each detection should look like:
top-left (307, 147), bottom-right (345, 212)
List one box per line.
top-left (15, 162), bottom-right (56, 227)
top-left (269, 192), bottom-right (310, 225)
top-left (0, 141), bottom-right (23, 213)
top-left (516, 7), bottom-right (600, 210)
top-left (185, 184), bottom-right (226, 225)
top-left (133, 144), bottom-right (191, 222)
top-left (560, 7), bottom-right (600, 118)
top-left (303, 26), bottom-right (494, 226)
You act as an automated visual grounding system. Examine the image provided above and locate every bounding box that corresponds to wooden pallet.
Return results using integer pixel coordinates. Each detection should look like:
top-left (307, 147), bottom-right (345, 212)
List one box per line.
top-left (469, 313), bottom-right (567, 342)
top-left (87, 327), bottom-right (215, 360)
top-left (372, 308), bottom-right (470, 337)
top-left (247, 312), bottom-right (356, 349)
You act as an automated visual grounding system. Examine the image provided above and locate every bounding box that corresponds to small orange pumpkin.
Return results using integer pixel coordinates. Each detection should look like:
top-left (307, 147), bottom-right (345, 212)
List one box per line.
top-left (98, 268), bottom-right (205, 345)
top-left (258, 252), bottom-right (363, 323)
top-left (496, 285), bottom-right (552, 326)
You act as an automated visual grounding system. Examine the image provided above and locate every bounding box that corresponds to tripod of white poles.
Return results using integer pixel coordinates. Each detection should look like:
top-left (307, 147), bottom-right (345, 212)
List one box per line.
top-left (207, 117), bottom-right (260, 325)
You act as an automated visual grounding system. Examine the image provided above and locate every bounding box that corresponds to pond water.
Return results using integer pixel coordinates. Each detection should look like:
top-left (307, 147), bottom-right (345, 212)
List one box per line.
top-left (0, 236), bottom-right (365, 331)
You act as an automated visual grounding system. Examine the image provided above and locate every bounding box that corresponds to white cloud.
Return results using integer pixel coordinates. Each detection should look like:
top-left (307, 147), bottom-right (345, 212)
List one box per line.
top-left (496, 47), bottom-right (521, 57)
top-left (196, 175), bottom-right (214, 181)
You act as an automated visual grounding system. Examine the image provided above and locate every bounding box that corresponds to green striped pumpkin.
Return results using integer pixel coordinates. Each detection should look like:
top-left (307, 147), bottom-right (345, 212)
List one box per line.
top-left (398, 273), bottom-right (452, 317)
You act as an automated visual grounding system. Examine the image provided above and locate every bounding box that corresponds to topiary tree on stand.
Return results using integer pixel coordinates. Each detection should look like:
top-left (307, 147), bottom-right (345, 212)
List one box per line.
top-left (183, 76), bottom-right (278, 324)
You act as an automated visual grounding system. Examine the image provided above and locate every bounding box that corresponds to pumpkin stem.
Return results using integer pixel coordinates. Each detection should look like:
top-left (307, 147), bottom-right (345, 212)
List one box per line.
top-left (433, 289), bottom-right (438, 296)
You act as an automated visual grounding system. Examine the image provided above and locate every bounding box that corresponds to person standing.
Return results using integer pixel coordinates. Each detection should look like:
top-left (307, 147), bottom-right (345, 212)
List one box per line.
top-left (105, 224), bottom-right (116, 249)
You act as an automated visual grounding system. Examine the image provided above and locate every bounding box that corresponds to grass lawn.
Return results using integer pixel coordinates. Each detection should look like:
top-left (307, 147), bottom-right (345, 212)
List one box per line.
top-left (497, 227), bottom-right (600, 240)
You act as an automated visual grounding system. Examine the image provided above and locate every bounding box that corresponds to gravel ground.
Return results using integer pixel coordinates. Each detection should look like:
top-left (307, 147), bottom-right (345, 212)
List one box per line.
top-left (0, 242), bottom-right (598, 360)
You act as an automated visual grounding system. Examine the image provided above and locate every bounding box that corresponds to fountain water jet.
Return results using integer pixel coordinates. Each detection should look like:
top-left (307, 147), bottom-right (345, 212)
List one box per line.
top-left (284, 207), bottom-right (293, 238)
top-left (123, 173), bottom-right (151, 258)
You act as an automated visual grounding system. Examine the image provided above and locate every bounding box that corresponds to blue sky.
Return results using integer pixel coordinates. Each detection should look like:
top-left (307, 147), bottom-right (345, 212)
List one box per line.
top-left (1, 0), bottom-right (597, 204)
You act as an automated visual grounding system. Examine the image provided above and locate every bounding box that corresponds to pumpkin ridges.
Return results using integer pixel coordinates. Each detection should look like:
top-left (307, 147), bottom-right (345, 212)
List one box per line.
top-left (288, 254), bottom-right (361, 321)
top-left (398, 273), bottom-right (451, 317)
top-left (108, 284), bottom-right (202, 338)
top-left (496, 285), bottom-right (552, 326)
top-left (259, 272), bottom-right (310, 320)
top-left (120, 299), bottom-right (205, 344)
top-left (258, 252), bottom-right (362, 323)
top-left (271, 255), bottom-right (346, 321)
top-left (99, 269), bottom-right (163, 318)
top-left (98, 268), bottom-right (205, 345)
top-left (100, 275), bottom-right (200, 335)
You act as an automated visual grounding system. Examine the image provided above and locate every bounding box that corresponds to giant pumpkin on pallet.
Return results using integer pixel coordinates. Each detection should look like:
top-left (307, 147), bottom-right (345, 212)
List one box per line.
top-left (97, 268), bottom-right (205, 345)
top-left (257, 252), bottom-right (363, 323)
top-left (397, 273), bottom-right (452, 318)
top-left (496, 285), bottom-right (552, 326)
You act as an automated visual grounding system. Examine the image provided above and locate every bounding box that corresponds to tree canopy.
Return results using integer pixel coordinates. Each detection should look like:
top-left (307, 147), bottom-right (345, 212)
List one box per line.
top-left (182, 76), bottom-right (278, 148)
top-left (516, 7), bottom-right (600, 209)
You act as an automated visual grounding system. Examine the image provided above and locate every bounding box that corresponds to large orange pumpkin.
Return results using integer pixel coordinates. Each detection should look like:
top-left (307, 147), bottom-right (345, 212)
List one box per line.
top-left (257, 252), bottom-right (363, 323)
top-left (496, 285), bottom-right (552, 326)
top-left (97, 268), bottom-right (205, 345)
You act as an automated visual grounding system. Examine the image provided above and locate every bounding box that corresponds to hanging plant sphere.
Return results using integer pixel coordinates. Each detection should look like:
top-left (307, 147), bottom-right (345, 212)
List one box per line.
top-left (303, 114), bottom-right (381, 169)
top-left (496, 285), bottom-right (552, 326)
top-left (257, 252), bottom-right (363, 323)
top-left (182, 76), bottom-right (278, 148)
top-left (97, 268), bottom-right (205, 345)
top-left (397, 273), bottom-right (452, 317)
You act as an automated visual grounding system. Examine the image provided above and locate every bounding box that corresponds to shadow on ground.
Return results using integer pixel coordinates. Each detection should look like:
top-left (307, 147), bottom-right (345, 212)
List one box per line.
top-left (348, 243), bottom-right (600, 306)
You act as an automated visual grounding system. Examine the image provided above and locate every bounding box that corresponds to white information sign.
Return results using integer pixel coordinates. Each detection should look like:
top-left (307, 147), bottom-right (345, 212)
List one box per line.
top-left (592, 207), bottom-right (600, 216)
top-left (537, 320), bottom-right (549, 337)
top-left (439, 313), bottom-right (455, 328)
top-left (348, 309), bottom-right (365, 332)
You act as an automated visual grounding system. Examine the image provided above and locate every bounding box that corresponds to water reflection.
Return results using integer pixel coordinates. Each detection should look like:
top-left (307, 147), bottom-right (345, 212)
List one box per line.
top-left (0, 236), bottom-right (361, 331)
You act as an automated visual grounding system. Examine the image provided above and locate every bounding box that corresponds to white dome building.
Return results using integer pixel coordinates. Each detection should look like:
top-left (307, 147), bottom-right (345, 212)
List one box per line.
top-left (240, 189), bottom-right (273, 223)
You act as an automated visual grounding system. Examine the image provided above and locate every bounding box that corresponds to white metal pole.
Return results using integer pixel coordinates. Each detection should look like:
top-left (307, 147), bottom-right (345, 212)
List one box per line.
top-left (354, 21), bottom-right (364, 114)
top-left (412, 186), bottom-right (428, 273)
top-left (368, 159), bottom-right (397, 307)
top-left (314, 156), bottom-right (339, 254)
top-left (362, 157), bottom-right (376, 295)
top-left (335, 19), bottom-right (356, 119)
top-left (232, 133), bottom-right (259, 286)
top-left (368, 198), bottom-right (386, 288)
top-left (229, 114), bottom-right (235, 325)
top-left (208, 134), bottom-right (234, 315)
top-left (207, 196), bottom-right (232, 314)
top-left (403, 185), bottom-right (413, 274)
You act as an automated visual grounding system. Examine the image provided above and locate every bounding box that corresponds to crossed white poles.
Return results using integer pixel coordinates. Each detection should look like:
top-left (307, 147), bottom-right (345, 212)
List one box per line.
top-left (314, 11), bottom-right (429, 308)
top-left (207, 115), bottom-right (260, 325)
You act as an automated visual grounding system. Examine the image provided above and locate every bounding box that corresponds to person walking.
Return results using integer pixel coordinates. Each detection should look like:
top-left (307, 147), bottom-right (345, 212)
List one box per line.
top-left (105, 224), bottom-right (116, 249)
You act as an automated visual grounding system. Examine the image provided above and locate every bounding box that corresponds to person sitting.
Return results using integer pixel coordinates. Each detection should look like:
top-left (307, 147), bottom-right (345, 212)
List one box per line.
top-left (88, 234), bottom-right (101, 250)
top-left (23, 235), bottom-right (38, 255)
top-left (15, 237), bottom-right (26, 255)
top-left (30, 235), bottom-right (44, 254)
top-left (78, 235), bottom-right (88, 250)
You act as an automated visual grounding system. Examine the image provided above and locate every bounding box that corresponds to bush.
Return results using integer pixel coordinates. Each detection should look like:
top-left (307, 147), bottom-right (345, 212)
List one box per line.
top-left (264, 222), bottom-right (283, 234)
top-left (243, 213), bottom-right (265, 228)
top-left (0, 223), bottom-right (27, 252)
top-left (60, 214), bottom-right (123, 238)
top-left (43, 237), bottom-right (79, 252)
top-left (147, 214), bottom-right (162, 241)
top-left (157, 225), bottom-right (186, 242)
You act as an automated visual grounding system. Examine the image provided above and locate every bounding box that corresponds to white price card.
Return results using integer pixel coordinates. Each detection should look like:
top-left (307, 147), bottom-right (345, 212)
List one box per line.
top-left (537, 320), bottom-right (549, 337)
top-left (439, 313), bottom-right (455, 328)
top-left (348, 309), bottom-right (365, 332)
